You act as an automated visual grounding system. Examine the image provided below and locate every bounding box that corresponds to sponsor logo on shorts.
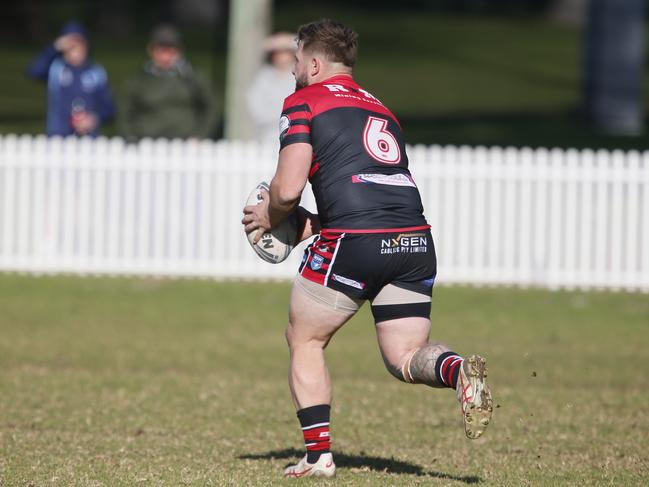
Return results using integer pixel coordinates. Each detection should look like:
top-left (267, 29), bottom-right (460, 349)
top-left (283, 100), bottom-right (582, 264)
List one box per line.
top-left (380, 233), bottom-right (428, 255)
top-left (332, 274), bottom-right (365, 290)
top-left (351, 173), bottom-right (416, 188)
top-left (310, 254), bottom-right (324, 271)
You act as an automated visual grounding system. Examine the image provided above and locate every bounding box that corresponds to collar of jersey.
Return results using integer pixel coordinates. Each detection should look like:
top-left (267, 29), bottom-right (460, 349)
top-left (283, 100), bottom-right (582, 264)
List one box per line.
top-left (317, 74), bottom-right (355, 86)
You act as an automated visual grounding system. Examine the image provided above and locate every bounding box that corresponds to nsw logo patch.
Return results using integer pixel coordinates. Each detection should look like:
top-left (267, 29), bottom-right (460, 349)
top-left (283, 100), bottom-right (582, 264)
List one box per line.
top-left (310, 254), bottom-right (324, 271)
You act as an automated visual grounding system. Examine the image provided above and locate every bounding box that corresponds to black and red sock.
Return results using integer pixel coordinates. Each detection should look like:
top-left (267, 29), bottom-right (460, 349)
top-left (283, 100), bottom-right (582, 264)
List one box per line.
top-left (297, 404), bottom-right (331, 464)
top-left (435, 351), bottom-right (463, 389)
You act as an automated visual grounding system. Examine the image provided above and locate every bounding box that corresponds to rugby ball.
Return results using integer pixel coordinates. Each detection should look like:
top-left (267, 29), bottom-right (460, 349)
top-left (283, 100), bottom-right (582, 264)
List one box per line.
top-left (244, 181), bottom-right (298, 264)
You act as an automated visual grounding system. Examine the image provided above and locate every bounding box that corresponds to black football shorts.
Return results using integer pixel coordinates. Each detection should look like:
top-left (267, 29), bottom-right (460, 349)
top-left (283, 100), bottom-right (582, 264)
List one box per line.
top-left (298, 228), bottom-right (437, 322)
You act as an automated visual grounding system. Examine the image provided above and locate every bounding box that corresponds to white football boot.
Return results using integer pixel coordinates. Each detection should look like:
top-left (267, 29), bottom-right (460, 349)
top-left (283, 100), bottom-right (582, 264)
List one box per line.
top-left (284, 452), bottom-right (336, 479)
top-left (456, 354), bottom-right (493, 439)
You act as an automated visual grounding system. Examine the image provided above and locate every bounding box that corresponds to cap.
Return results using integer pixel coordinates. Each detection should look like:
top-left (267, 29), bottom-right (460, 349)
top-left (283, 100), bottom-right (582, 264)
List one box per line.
top-left (149, 24), bottom-right (182, 48)
top-left (263, 32), bottom-right (296, 53)
top-left (59, 21), bottom-right (88, 41)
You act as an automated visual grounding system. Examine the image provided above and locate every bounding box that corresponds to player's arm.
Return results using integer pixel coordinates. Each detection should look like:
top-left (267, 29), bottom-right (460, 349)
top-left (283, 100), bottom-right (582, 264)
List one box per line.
top-left (242, 142), bottom-right (319, 244)
top-left (268, 142), bottom-right (311, 225)
top-left (270, 142), bottom-right (322, 242)
top-left (243, 94), bottom-right (318, 243)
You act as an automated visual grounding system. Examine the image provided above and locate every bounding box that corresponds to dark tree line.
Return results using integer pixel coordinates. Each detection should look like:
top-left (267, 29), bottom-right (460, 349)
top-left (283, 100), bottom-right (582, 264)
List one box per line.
top-left (0, 0), bottom-right (225, 43)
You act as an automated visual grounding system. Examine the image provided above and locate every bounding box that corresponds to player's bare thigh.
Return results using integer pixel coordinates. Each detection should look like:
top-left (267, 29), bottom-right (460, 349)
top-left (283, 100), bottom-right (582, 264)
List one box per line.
top-left (373, 283), bottom-right (433, 377)
top-left (287, 274), bottom-right (363, 346)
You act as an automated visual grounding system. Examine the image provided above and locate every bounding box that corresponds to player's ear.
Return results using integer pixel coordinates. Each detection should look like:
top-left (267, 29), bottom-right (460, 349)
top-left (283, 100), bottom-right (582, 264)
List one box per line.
top-left (310, 55), bottom-right (320, 77)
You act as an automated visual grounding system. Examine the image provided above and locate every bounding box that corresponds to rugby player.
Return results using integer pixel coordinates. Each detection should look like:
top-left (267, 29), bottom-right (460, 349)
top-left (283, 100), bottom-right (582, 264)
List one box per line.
top-left (242, 19), bottom-right (493, 479)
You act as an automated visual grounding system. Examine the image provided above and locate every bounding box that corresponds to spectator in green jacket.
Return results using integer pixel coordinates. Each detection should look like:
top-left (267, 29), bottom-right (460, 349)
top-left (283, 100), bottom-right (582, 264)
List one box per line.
top-left (120, 24), bottom-right (218, 141)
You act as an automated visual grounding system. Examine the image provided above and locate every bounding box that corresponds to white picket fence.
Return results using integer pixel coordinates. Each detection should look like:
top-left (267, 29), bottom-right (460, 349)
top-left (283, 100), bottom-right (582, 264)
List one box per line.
top-left (0, 134), bottom-right (648, 291)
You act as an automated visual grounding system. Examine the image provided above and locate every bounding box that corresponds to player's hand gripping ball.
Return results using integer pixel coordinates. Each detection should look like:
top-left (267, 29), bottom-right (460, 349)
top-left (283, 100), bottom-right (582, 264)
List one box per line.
top-left (244, 181), bottom-right (298, 264)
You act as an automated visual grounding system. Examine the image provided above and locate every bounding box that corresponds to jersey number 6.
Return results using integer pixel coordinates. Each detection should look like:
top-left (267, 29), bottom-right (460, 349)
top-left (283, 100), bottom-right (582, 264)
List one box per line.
top-left (362, 116), bottom-right (401, 164)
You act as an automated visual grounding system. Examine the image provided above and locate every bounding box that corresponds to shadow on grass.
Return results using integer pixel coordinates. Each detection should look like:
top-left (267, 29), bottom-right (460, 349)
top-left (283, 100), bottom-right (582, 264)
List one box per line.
top-left (239, 448), bottom-right (481, 483)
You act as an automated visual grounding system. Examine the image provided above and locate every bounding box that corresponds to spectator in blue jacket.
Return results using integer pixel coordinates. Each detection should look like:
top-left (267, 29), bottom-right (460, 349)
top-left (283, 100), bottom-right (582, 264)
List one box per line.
top-left (26, 21), bottom-right (115, 136)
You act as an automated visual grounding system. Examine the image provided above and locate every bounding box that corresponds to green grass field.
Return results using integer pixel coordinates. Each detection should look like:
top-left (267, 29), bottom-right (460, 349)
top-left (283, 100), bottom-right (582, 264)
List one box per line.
top-left (1, 274), bottom-right (648, 486)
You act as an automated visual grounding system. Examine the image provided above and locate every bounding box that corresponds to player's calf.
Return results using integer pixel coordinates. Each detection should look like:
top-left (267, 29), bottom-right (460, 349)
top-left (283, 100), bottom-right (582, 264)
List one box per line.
top-left (385, 343), bottom-right (456, 387)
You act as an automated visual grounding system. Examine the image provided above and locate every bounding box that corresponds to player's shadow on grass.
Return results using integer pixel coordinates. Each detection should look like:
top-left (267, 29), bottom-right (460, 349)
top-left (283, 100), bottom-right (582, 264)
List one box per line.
top-left (239, 448), bottom-right (481, 483)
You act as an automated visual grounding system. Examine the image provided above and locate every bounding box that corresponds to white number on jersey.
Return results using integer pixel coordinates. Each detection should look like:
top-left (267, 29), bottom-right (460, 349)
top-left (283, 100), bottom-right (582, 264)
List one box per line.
top-left (362, 116), bottom-right (401, 164)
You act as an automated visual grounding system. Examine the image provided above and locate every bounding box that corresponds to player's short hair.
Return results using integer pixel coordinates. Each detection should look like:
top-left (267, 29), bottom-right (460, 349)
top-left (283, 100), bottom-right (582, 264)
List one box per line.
top-left (297, 19), bottom-right (358, 68)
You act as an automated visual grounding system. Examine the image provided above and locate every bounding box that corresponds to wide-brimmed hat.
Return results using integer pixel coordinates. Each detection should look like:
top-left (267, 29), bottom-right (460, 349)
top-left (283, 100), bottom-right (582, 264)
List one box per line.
top-left (263, 32), bottom-right (296, 53)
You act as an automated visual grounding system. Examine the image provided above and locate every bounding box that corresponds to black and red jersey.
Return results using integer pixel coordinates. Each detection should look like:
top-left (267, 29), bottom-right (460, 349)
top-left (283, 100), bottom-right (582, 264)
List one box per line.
top-left (279, 74), bottom-right (429, 233)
